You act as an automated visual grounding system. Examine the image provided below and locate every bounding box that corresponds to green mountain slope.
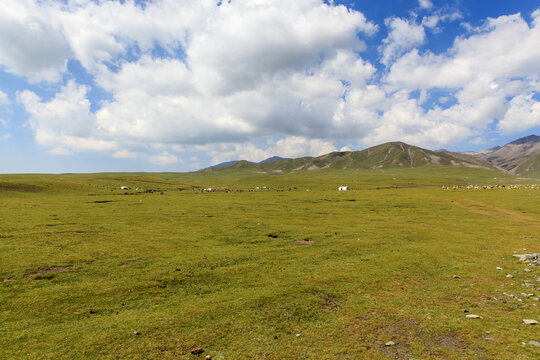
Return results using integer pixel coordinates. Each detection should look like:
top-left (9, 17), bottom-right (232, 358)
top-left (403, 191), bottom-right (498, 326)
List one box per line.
top-left (202, 141), bottom-right (497, 173)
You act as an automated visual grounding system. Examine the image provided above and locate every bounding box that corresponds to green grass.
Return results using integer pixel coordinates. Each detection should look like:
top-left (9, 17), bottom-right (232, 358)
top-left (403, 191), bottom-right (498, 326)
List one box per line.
top-left (1, 166), bottom-right (539, 359)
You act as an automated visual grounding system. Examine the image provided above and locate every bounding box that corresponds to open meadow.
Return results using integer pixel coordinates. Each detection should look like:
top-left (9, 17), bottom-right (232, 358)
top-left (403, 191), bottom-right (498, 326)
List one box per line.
top-left (1, 166), bottom-right (539, 359)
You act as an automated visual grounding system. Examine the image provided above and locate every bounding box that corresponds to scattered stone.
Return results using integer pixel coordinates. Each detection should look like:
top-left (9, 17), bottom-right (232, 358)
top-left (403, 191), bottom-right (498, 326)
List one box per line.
top-left (496, 267), bottom-right (503, 270)
top-left (524, 268), bottom-right (532, 273)
top-left (385, 341), bottom-right (396, 346)
top-left (506, 274), bottom-right (514, 278)
top-left (523, 319), bottom-right (538, 325)
top-left (452, 275), bottom-right (461, 279)
top-left (502, 300), bottom-right (507, 303)
top-left (466, 314), bottom-right (481, 319)
top-left (533, 298), bottom-right (539, 302)
top-left (191, 348), bottom-right (204, 355)
top-left (205, 356), bottom-right (212, 360)
top-left (462, 309), bottom-right (469, 313)
top-left (514, 254), bottom-right (538, 262)
top-left (529, 340), bottom-right (540, 347)
top-left (296, 333), bottom-right (301, 337)
top-left (133, 331), bottom-right (140, 336)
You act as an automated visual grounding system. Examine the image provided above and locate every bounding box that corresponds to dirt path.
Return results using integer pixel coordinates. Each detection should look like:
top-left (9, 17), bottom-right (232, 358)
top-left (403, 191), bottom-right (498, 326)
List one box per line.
top-left (449, 198), bottom-right (538, 225)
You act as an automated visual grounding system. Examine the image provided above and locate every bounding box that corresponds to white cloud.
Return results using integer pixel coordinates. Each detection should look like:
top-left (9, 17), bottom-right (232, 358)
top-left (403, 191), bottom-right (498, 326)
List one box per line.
top-left (17, 80), bottom-right (117, 152)
top-left (418, 0), bottom-right (433, 9)
top-left (5, 1), bottom-right (540, 168)
top-left (148, 151), bottom-right (180, 165)
top-left (0, 0), bottom-right (67, 82)
top-left (382, 10), bottom-right (540, 138)
top-left (113, 150), bottom-right (137, 159)
top-left (381, 17), bottom-right (425, 66)
top-left (499, 94), bottom-right (540, 133)
top-left (422, 10), bottom-right (462, 32)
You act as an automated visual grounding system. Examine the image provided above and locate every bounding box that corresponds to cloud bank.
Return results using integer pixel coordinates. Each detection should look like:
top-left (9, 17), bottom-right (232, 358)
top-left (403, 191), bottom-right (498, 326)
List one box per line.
top-left (0, 0), bottom-right (539, 167)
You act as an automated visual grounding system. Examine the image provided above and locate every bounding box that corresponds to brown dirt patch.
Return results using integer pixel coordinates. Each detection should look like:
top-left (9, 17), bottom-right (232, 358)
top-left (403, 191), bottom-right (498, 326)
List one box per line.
top-left (24, 265), bottom-right (74, 278)
top-left (120, 258), bottom-right (143, 266)
top-left (296, 238), bottom-right (315, 244)
top-left (345, 312), bottom-right (477, 359)
top-left (321, 295), bottom-right (341, 311)
top-left (0, 182), bottom-right (43, 192)
top-left (449, 199), bottom-right (538, 225)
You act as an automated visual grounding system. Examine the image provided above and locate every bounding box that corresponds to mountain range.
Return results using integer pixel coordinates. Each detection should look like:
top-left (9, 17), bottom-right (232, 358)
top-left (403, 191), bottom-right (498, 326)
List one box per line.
top-left (201, 135), bottom-right (540, 178)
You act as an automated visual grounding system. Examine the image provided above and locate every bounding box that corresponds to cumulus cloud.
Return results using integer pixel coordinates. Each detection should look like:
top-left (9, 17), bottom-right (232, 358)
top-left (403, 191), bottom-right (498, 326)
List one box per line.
top-left (4, 1), bottom-right (540, 168)
top-left (17, 80), bottom-right (117, 152)
top-left (148, 151), bottom-right (180, 165)
top-left (381, 10), bottom-right (540, 141)
top-left (499, 94), bottom-right (540, 133)
top-left (418, 0), bottom-right (433, 9)
top-left (0, 0), bottom-right (67, 82)
top-left (381, 17), bottom-right (425, 66)
top-left (113, 150), bottom-right (137, 159)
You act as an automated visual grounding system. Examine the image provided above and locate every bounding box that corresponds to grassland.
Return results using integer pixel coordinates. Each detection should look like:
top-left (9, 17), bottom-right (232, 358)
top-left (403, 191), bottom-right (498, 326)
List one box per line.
top-left (1, 166), bottom-right (539, 359)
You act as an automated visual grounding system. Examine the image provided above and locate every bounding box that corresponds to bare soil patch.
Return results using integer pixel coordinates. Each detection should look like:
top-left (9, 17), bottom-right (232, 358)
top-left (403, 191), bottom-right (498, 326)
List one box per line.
top-left (24, 266), bottom-right (74, 278)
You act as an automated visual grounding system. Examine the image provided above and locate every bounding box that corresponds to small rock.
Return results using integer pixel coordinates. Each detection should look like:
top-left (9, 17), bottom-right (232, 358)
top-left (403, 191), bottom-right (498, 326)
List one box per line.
top-left (529, 340), bottom-right (540, 347)
top-left (296, 333), bottom-right (301, 337)
top-left (466, 314), bottom-right (481, 319)
top-left (523, 319), bottom-right (538, 325)
top-left (133, 331), bottom-right (140, 335)
top-left (496, 267), bottom-right (503, 270)
top-left (191, 348), bottom-right (204, 355)
top-left (385, 341), bottom-right (396, 346)
top-left (462, 309), bottom-right (469, 313)
top-left (506, 274), bottom-right (514, 278)
top-left (524, 268), bottom-right (531, 273)
top-left (205, 356), bottom-right (212, 360)
top-left (452, 275), bottom-right (461, 279)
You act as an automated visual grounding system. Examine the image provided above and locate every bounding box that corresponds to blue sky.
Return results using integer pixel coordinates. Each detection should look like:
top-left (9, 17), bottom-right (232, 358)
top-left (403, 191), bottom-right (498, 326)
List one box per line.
top-left (0, 0), bottom-right (539, 173)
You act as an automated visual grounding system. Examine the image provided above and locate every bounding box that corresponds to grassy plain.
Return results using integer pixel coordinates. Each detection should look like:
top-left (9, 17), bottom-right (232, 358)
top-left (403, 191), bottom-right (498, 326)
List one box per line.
top-left (1, 166), bottom-right (539, 359)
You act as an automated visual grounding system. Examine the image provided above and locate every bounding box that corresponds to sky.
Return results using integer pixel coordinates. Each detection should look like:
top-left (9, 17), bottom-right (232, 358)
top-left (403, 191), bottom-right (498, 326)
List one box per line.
top-left (1, 0), bottom-right (540, 173)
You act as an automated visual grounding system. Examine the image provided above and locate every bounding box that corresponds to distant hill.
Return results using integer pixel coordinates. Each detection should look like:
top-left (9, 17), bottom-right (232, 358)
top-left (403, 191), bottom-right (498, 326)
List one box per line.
top-left (478, 145), bottom-right (502, 156)
top-left (201, 141), bottom-right (496, 173)
top-left (206, 160), bottom-right (239, 169)
top-left (482, 135), bottom-right (540, 175)
top-left (257, 156), bottom-right (288, 164)
top-left (200, 135), bottom-right (540, 177)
